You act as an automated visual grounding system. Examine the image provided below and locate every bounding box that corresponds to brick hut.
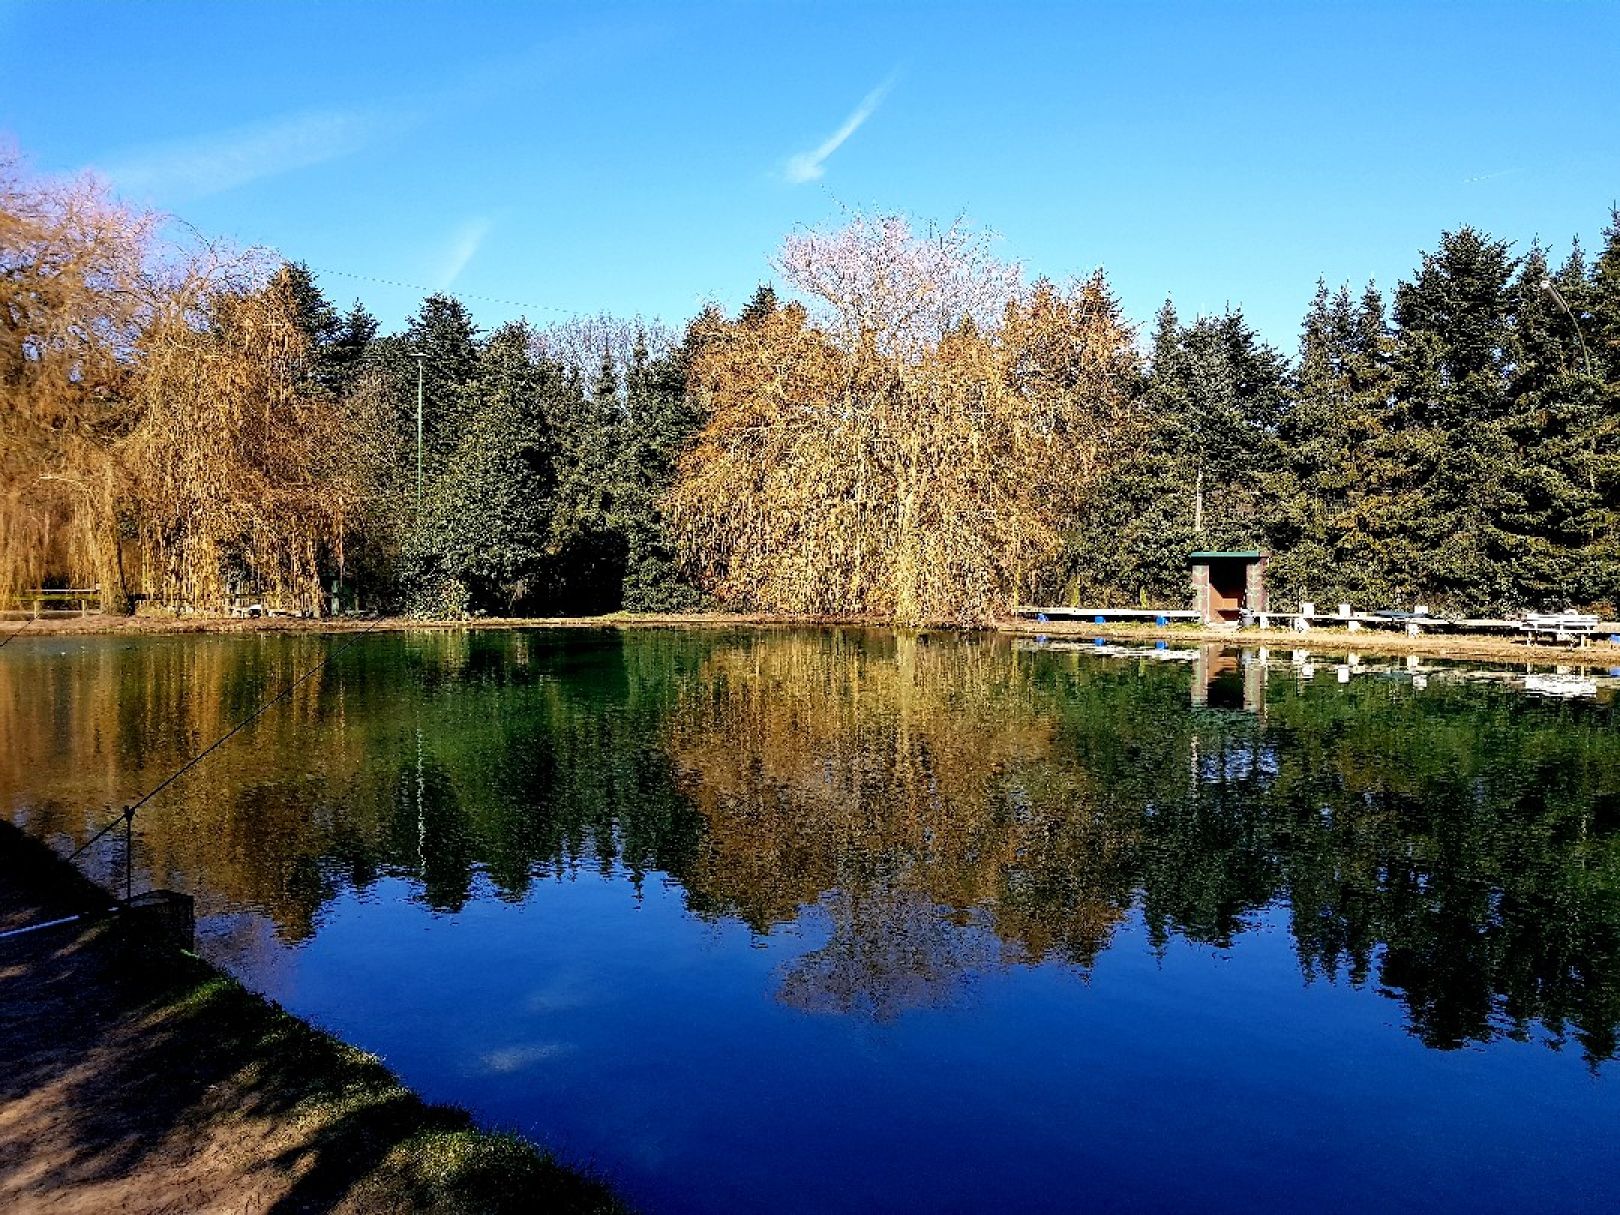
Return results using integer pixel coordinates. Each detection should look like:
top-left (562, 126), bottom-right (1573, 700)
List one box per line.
top-left (1189, 550), bottom-right (1268, 625)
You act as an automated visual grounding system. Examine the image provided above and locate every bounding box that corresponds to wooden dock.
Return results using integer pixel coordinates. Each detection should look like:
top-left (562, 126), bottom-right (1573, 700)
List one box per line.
top-left (1014, 606), bottom-right (1200, 623)
top-left (1015, 604), bottom-right (1620, 648)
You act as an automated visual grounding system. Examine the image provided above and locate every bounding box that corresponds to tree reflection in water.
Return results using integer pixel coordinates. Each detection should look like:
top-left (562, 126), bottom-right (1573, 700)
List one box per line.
top-left (3, 628), bottom-right (1618, 1063)
top-left (668, 632), bottom-right (1133, 1018)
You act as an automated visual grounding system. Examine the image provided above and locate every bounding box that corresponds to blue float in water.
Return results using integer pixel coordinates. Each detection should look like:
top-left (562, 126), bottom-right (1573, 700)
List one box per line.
top-left (1037, 613), bottom-right (1049, 623)
top-left (1155, 640), bottom-right (1168, 650)
top-left (1155, 614), bottom-right (1169, 626)
top-left (1093, 637), bottom-right (1107, 647)
top-left (1093, 614), bottom-right (1107, 625)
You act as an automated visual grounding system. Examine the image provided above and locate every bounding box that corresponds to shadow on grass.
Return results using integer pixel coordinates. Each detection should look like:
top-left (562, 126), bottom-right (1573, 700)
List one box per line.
top-left (0, 822), bottom-right (626, 1213)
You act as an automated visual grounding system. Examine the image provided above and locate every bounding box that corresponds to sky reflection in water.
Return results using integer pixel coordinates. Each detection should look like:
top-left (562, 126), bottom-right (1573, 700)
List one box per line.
top-left (4, 628), bottom-right (1617, 1213)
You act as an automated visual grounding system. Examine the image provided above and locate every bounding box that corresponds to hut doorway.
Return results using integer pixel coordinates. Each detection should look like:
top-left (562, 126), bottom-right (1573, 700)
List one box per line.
top-left (1189, 551), bottom-right (1267, 626)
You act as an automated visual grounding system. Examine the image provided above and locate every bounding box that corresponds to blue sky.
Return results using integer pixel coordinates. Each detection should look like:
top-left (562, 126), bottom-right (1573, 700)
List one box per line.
top-left (5, 0), bottom-right (1617, 351)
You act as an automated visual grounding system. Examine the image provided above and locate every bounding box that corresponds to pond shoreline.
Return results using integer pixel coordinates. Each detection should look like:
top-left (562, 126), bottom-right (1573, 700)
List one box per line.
top-left (0, 820), bottom-right (626, 1215)
top-left (9, 608), bottom-right (1620, 667)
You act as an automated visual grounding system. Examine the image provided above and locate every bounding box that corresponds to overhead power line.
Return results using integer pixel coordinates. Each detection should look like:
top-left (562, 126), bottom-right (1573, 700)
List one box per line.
top-left (306, 265), bottom-right (579, 316)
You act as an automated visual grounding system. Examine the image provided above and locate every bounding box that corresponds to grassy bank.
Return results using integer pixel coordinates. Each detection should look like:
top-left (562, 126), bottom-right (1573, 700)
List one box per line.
top-left (7, 607), bottom-right (1620, 667)
top-left (0, 820), bottom-right (626, 1215)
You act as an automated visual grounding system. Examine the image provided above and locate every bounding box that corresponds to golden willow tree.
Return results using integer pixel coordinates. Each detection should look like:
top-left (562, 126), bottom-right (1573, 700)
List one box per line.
top-left (669, 214), bottom-right (1141, 624)
top-left (125, 265), bottom-right (370, 613)
top-left (0, 154), bottom-right (151, 609)
top-left (2, 155), bottom-right (372, 613)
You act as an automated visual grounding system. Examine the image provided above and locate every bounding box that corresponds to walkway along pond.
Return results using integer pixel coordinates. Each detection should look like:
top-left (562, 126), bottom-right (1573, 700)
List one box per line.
top-left (4, 628), bottom-right (1618, 1213)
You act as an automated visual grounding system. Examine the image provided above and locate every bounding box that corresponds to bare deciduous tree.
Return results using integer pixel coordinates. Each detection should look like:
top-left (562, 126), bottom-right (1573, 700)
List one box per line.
top-left (775, 211), bottom-right (1024, 358)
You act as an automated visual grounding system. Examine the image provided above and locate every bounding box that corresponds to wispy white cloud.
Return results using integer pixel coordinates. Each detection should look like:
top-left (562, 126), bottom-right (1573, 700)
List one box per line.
top-left (84, 23), bottom-right (658, 206)
top-left (783, 78), bottom-right (893, 184)
top-left (1462, 168), bottom-right (1522, 185)
top-left (437, 217), bottom-right (494, 288)
top-left (95, 108), bottom-right (386, 201)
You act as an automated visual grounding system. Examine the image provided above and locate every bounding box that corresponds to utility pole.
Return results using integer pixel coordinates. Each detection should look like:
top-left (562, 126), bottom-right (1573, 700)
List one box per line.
top-left (409, 350), bottom-right (427, 512)
top-left (1541, 279), bottom-right (1593, 377)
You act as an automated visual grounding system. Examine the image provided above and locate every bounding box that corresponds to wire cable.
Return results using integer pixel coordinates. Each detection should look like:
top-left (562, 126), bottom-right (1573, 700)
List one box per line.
top-left (308, 265), bottom-right (578, 317)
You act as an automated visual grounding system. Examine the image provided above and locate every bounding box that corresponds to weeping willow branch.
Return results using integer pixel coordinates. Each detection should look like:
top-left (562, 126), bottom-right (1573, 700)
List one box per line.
top-left (669, 219), bottom-right (1139, 626)
top-left (3, 153), bottom-right (373, 614)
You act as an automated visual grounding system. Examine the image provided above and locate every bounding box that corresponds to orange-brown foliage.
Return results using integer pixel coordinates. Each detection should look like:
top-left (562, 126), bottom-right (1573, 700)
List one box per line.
top-left (125, 268), bottom-right (369, 613)
top-left (666, 632), bottom-right (1136, 1012)
top-left (2, 155), bottom-right (373, 614)
top-left (0, 153), bottom-right (153, 607)
top-left (670, 269), bottom-right (1139, 624)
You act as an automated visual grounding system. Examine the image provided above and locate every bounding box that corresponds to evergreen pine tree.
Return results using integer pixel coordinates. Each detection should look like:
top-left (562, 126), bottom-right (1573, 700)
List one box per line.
top-left (325, 301), bottom-right (379, 397)
top-left (1389, 227), bottom-right (1522, 610)
top-left (402, 294), bottom-right (481, 473)
top-left (540, 347), bottom-right (629, 612)
top-left (737, 284), bottom-right (781, 326)
top-left (1060, 301), bottom-right (1284, 606)
top-left (617, 332), bottom-right (707, 611)
top-left (1268, 282), bottom-right (1400, 607)
top-left (404, 321), bottom-right (563, 615)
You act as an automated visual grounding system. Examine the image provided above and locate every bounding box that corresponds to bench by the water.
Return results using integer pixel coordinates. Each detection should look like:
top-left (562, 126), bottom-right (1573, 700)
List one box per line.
top-left (1253, 610), bottom-right (1615, 644)
top-left (1251, 608), bottom-right (1452, 636)
top-left (2, 587), bottom-right (100, 618)
top-left (1518, 613), bottom-right (1601, 644)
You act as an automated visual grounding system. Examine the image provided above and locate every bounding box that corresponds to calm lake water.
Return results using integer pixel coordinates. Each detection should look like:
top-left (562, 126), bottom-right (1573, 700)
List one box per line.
top-left (4, 628), bottom-right (1619, 1212)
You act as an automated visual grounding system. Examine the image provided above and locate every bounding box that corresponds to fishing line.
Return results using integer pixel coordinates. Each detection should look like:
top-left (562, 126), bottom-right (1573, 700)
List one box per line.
top-left (0, 615), bottom-right (36, 650)
top-left (67, 620), bottom-right (385, 866)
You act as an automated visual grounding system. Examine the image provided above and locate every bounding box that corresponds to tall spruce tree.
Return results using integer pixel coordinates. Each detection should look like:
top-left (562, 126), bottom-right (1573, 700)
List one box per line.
top-left (269, 263), bottom-right (377, 397)
top-left (1060, 302), bottom-right (1285, 606)
top-left (1584, 213), bottom-right (1620, 609)
top-left (404, 321), bottom-right (565, 615)
top-left (1266, 281), bottom-right (1400, 607)
top-left (402, 293), bottom-right (481, 474)
top-left (616, 330), bottom-right (708, 611)
top-left (541, 346), bottom-right (629, 612)
top-left (737, 283), bottom-right (781, 326)
top-left (1388, 227), bottom-right (1523, 611)
top-left (1181, 308), bottom-right (1288, 550)
top-left (1061, 301), bottom-right (1190, 604)
top-left (326, 300), bottom-right (379, 397)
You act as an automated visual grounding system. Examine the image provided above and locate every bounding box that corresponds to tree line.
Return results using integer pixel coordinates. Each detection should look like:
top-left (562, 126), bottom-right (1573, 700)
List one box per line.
top-left (4, 150), bottom-right (1617, 622)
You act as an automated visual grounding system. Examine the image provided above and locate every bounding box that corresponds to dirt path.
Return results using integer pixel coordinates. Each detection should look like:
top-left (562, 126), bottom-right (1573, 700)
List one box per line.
top-left (0, 825), bottom-right (623, 1215)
